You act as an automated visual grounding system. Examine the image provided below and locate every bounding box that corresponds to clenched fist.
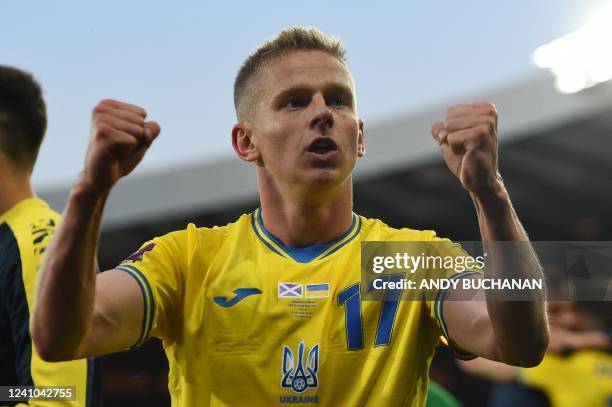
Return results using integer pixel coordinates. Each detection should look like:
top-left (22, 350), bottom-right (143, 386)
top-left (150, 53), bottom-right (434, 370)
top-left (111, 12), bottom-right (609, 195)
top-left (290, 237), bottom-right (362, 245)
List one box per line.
top-left (431, 102), bottom-right (500, 195)
top-left (82, 99), bottom-right (160, 194)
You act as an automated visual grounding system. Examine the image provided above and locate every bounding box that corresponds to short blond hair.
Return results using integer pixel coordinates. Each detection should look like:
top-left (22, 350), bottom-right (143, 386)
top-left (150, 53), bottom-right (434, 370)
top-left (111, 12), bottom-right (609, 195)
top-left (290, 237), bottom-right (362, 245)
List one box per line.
top-left (233, 26), bottom-right (348, 121)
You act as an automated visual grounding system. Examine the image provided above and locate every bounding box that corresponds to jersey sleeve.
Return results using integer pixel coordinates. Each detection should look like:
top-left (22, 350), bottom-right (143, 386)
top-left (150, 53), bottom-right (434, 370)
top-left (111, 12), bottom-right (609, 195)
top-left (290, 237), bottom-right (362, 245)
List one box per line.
top-left (116, 226), bottom-right (194, 345)
top-left (425, 235), bottom-right (483, 360)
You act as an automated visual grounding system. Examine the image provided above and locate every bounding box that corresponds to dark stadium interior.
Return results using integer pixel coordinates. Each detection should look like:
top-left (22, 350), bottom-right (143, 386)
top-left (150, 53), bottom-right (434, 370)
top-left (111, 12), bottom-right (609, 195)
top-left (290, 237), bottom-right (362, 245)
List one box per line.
top-left (97, 107), bottom-right (611, 406)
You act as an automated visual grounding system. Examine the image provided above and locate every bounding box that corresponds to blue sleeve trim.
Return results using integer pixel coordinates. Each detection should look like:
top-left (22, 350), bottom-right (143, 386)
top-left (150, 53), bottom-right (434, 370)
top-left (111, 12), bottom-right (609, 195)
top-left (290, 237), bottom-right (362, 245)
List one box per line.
top-left (116, 264), bottom-right (155, 347)
top-left (434, 271), bottom-right (482, 360)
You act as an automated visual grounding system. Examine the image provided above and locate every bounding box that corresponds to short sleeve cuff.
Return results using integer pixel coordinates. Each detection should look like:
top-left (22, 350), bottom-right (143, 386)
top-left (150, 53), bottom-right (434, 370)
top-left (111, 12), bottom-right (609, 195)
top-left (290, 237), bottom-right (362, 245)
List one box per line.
top-left (116, 264), bottom-right (156, 348)
top-left (434, 271), bottom-right (482, 360)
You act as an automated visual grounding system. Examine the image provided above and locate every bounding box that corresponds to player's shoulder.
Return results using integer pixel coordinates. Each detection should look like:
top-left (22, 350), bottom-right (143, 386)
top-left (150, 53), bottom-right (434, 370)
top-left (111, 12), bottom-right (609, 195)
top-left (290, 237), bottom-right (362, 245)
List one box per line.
top-left (149, 212), bottom-right (253, 251)
top-left (0, 197), bottom-right (59, 227)
top-left (0, 198), bottom-right (59, 251)
top-left (188, 211), bottom-right (253, 243)
top-left (359, 215), bottom-right (440, 241)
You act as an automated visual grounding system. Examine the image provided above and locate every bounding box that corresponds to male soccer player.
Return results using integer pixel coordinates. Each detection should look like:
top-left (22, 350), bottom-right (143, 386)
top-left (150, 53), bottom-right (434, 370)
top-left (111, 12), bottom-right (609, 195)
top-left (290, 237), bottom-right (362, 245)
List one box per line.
top-left (0, 66), bottom-right (101, 406)
top-left (32, 28), bottom-right (548, 406)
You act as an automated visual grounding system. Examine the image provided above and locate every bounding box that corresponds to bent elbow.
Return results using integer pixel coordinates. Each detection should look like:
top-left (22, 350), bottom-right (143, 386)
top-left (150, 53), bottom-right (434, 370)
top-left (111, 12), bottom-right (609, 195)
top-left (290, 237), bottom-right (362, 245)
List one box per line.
top-left (532, 324), bottom-right (551, 364)
top-left (504, 330), bottom-right (549, 368)
top-left (31, 324), bottom-right (75, 362)
top-left (32, 332), bottom-right (57, 362)
top-left (511, 350), bottom-right (545, 368)
top-left (31, 329), bottom-right (54, 362)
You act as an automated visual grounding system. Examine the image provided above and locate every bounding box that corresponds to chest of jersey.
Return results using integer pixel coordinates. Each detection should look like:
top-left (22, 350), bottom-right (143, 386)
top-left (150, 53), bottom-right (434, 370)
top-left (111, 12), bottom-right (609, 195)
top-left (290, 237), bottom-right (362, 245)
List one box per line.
top-left (170, 225), bottom-right (438, 406)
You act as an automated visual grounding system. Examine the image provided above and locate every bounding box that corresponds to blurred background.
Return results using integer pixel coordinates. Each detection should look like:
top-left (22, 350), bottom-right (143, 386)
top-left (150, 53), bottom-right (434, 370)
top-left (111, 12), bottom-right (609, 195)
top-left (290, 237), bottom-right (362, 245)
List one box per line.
top-left (2, 1), bottom-right (611, 405)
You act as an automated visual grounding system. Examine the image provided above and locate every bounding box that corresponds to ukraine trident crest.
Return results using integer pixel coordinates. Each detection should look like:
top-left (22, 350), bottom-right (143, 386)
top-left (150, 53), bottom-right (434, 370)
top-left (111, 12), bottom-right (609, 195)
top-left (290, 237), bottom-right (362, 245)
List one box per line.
top-left (281, 342), bottom-right (320, 393)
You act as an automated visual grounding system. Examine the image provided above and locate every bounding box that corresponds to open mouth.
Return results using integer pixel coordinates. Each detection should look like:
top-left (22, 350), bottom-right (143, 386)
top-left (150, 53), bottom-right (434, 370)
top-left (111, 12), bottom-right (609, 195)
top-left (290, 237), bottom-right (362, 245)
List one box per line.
top-left (307, 138), bottom-right (338, 155)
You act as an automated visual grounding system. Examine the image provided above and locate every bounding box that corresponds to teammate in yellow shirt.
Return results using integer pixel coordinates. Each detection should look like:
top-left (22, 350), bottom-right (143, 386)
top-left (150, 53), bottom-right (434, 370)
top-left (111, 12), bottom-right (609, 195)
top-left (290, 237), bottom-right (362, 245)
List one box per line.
top-left (521, 350), bottom-right (612, 407)
top-left (32, 28), bottom-right (548, 406)
top-left (0, 66), bottom-right (101, 406)
top-left (460, 301), bottom-right (611, 407)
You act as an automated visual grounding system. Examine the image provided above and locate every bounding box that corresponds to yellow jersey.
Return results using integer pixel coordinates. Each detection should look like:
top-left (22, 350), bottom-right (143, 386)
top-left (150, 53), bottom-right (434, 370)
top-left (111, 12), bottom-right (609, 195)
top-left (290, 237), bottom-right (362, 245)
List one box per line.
top-left (520, 350), bottom-right (612, 407)
top-left (117, 208), bottom-right (470, 406)
top-left (0, 198), bottom-right (101, 406)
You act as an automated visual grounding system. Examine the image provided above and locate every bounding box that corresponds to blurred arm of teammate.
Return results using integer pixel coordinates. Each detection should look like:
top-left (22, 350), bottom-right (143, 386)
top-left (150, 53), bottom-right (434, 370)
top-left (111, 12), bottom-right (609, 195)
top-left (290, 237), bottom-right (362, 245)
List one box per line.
top-left (546, 301), bottom-right (611, 353)
top-left (431, 102), bottom-right (549, 367)
top-left (31, 99), bottom-right (160, 361)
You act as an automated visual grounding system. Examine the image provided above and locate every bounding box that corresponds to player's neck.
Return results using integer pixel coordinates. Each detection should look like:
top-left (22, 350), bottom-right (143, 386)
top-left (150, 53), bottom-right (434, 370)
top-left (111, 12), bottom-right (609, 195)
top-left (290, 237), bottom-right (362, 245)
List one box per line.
top-left (0, 169), bottom-right (35, 217)
top-left (258, 177), bottom-right (354, 247)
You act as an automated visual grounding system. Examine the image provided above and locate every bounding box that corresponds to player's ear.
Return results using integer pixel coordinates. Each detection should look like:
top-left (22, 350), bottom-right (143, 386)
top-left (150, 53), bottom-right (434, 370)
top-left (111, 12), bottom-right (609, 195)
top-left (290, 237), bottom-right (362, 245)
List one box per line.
top-left (357, 119), bottom-right (366, 158)
top-left (232, 122), bottom-right (260, 163)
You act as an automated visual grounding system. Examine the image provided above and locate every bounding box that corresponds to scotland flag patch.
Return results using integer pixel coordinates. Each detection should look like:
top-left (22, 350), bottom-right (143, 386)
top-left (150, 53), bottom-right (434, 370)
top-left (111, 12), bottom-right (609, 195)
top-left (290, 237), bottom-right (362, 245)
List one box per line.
top-left (279, 282), bottom-right (303, 298)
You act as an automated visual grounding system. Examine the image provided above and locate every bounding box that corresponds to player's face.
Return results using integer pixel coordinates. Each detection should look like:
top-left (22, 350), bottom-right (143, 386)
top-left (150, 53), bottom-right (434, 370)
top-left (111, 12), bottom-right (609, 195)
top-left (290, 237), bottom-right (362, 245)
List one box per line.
top-left (251, 50), bottom-right (365, 189)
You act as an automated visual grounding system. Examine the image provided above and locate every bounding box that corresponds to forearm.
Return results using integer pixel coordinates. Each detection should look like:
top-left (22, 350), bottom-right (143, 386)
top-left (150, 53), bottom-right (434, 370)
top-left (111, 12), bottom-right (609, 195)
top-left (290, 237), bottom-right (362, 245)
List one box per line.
top-left (32, 176), bottom-right (108, 361)
top-left (473, 178), bottom-right (549, 366)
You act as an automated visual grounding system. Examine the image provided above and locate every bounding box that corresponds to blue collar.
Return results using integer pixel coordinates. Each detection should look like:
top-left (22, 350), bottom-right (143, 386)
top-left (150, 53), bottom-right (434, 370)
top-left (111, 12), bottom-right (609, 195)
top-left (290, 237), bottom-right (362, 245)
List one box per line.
top-left (251, 208), bottom-right (361, 263)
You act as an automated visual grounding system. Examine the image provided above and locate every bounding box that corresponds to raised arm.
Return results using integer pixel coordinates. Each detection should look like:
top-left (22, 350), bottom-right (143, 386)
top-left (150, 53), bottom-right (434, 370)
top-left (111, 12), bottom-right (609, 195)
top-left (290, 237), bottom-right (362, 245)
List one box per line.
top-left (431, 102), bottom-right (549, 367)
top-left (32, 99), bottom-right (160, 361)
